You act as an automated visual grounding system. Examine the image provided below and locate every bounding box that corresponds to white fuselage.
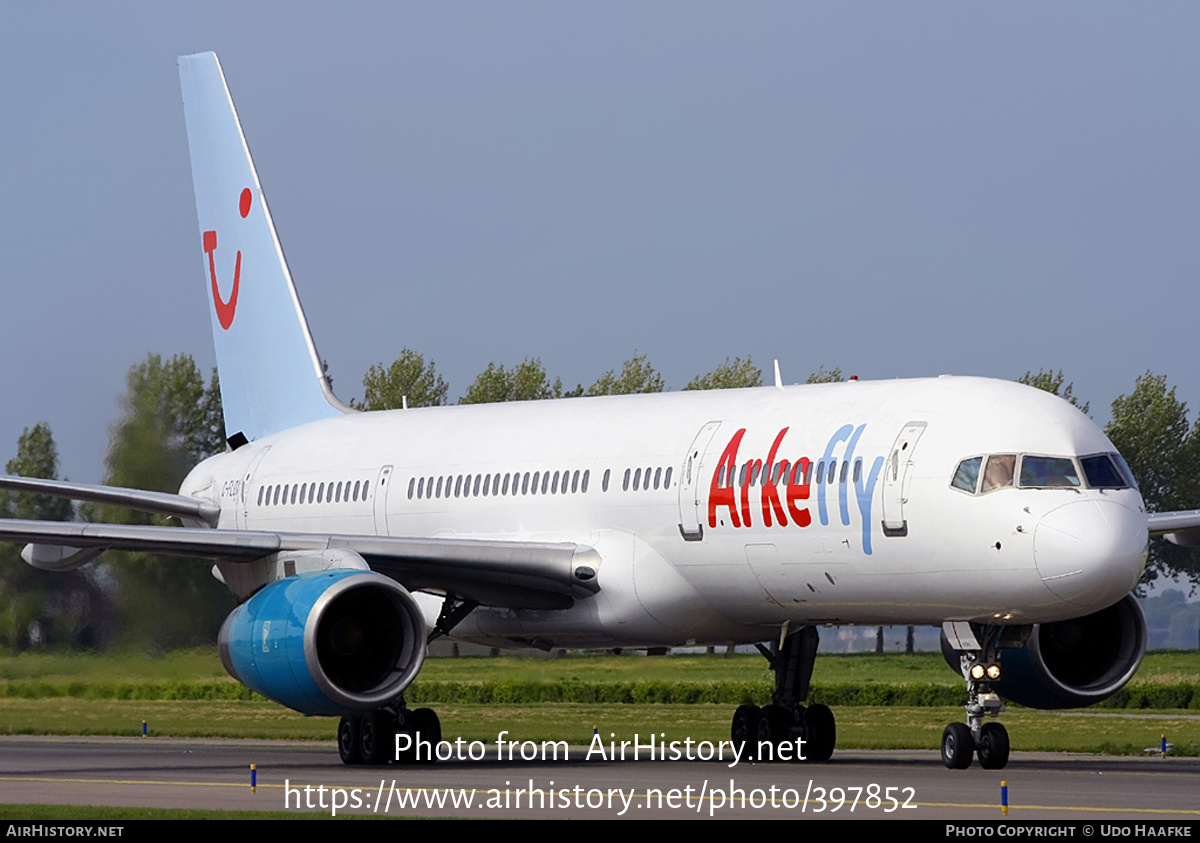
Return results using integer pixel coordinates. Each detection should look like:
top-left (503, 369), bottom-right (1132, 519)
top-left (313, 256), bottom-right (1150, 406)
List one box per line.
top-left (181, 375), bottom-right (1148, 650)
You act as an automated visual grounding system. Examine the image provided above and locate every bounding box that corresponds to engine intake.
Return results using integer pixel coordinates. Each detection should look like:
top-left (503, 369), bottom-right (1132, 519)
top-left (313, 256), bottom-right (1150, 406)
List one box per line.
top-left (941, 594), bottom-right (1147, 710)
top-left (219, 569), bottom-right (426, 715)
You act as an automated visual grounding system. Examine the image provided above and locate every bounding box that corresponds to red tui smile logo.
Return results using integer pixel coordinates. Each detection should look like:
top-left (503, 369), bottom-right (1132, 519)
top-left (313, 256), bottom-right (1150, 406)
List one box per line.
top-left (203, 188), bottom-right (252, 330)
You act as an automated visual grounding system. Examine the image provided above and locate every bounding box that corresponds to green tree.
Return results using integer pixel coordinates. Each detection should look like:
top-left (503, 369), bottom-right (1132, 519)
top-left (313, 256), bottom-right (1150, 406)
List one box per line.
top-left (0, 423), bottom-right (108, 650)
top-left (685, 357), bottom-right (762, 391)
top-left (101, 355), bottom-right (224, 494)
top-left (1018, 369), bottom-right (1090, 415)
top-left (588, 353), bottom-right (665, 396)
top-left (96, 354), bottom-right (232, 650)
top-left (806, 366), bottom-right (844, 384)
top-left (354, 349), bottom-right (449, 410)
top-left (459, 358), bottom-right (562, 404)
top-left (1104, 371), bottom-right (1200, 590)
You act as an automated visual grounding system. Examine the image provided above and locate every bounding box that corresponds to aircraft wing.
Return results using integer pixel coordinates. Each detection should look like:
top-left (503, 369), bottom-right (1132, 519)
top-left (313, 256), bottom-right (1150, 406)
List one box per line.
top-left (1147, 509), bottom-right (1200, 548)
top-left (0, 518), bottom-right (599, 610)
top-left (0, 475), bottom-right (219, 526)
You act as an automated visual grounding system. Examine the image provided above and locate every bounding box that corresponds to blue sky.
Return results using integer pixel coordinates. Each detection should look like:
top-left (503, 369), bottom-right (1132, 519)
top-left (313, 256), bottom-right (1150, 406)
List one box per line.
top-left (2, 3), bottom-right (1197, 483)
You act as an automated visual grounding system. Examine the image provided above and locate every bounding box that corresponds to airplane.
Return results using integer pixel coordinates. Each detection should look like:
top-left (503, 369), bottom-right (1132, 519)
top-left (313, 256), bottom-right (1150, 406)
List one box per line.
top-left (2, 51), bottom-right (1197, 771)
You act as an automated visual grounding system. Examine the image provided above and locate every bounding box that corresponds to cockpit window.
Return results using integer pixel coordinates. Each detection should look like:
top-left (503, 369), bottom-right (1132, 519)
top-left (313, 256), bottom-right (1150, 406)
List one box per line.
top-left (1019, 456), bottom-right (1081, 488)
top-left (1080, 454), bottom-right (1130, 489)
top-left (1111, 452), bottom-right (1139, 490)
top-left (951, 457), bottom-right (981, 493)
top-left (981, 454), bottom-right (1016, 493)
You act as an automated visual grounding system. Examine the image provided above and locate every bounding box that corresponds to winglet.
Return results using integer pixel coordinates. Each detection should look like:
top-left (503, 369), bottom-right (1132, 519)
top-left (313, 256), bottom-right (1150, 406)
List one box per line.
top-left (179, 53), bottom-right (349, 445)
top-left (774, 359), bottom-right (783, 389)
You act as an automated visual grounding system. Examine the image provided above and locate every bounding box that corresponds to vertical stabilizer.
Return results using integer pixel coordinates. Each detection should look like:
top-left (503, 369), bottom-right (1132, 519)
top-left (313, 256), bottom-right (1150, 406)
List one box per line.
top-left (179, 52), bottom-right (347, 445)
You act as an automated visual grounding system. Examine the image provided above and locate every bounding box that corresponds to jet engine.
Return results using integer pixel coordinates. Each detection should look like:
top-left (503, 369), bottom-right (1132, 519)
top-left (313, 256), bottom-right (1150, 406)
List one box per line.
top-left (941, 594), bottom-right (1147, 710)
top-left (218, 569), bottom-right (426, 716)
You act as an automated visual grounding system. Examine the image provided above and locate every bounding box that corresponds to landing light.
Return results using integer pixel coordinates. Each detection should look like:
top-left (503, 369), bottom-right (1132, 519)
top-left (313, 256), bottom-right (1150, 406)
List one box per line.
top-left (969, 664), bottom-right (1002, 681)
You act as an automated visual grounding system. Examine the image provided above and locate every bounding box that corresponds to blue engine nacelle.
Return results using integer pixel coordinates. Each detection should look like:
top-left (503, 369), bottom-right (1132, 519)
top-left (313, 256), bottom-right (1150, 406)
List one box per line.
top-left (218, 569), bottom-right (426, 715)
top-left (941, 593), bottom-right (1147, 710)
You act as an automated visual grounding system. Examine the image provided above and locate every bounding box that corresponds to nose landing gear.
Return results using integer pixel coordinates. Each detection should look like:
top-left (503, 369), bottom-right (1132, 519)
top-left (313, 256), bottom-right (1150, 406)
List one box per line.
top-left (941, 622), bottom-right (1015, 770)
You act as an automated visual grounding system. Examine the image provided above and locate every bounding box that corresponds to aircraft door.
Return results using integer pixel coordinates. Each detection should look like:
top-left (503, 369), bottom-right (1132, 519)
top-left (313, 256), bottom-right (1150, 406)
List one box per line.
top-left (881, 421), bottom-right (927, 537)
top-left (374, 465), bottom-right (393, 536)
top-left (678, 421), bottom-right (722, 541)
top-left (238, 446), bottom-right (271, 529)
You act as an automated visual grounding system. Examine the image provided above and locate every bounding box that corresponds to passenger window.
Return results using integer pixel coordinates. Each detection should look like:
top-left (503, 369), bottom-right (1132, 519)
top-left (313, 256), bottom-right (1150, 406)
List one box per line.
top-left (839, 462), bottom-right (848, 484)
top-left (981, 455), bottom-right (1016, 493)
top-left (258, 486), bottom-right (264, 506)
top-left (602, 469), bottom-right (610, 492)
top-left (473, 475), bottom-right (481, 496)
top-left (664, 466), bottom-right (672, 488)
top-left (541, 472), bottom-right (550, 494)
top-left (951, 457), bottom-right (981, 493)
top-left (571, 470), bottom-right (580, 493)
top-left (853, 459), bottom-right (862, 484)
top-left (552, 471), bottom-right (560, 494)
top-left (353, 480), bottom-right (361, 501)
top-left (634, 468), bottom-right (642, 491)
top-left (623, 469), bottom-right (630, 491)
top-left (815, 462), bottom-right (825, 484)
top-left (362, 480), bottom-right (369, 499)
top-left (583, 469), bottom-right (590, 493)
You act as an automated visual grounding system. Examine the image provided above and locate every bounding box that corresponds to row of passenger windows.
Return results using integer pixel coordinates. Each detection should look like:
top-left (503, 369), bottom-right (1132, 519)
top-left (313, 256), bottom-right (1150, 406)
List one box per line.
top-left (716, 458), bottom-right (861, 488)
top-left (258, 479), bottom-right (370, 507)
top-left (409, 469), bottom-right (592, 500)
top-left (950, 452), bottom-right (1135, 495)
top-left (406, 465), bottom-right (677, 500)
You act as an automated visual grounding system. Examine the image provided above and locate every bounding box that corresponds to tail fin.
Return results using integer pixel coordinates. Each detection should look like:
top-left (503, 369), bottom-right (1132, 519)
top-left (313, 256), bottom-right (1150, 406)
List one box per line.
top-left (179, 52), bottom-right (347, 446)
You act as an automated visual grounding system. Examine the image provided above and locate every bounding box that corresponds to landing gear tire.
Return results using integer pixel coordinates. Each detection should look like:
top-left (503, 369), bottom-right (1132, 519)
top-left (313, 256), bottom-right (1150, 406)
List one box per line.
top-left (805, 703), bottom-right (836, 762)
top-left (410, 708), bottom-right (441, 765)
top-left (359, 710), bottom-right (392, 765)
top-left (731, 704), bottom-right (761, 762)
top-left (942, 722), bottom-right (974, 770)
top-left (977, 722), bottom-right (1010, 770)
top-left (757, 704), bottom-right (790, 761)
top-left (338, 715), bottom-right (362, 765)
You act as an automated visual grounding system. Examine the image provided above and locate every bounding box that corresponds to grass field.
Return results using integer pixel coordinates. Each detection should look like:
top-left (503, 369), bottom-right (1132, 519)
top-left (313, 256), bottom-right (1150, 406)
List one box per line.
top-left (1, 649), bottom-right (1197, 756)
top-left (3, 647), bottom-right (1198, 685)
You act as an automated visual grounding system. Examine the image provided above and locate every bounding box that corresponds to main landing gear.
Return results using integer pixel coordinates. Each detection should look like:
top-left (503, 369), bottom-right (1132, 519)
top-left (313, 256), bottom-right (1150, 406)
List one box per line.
top-left (338, 700), bottom-right (442, 766)
top-left (941, 623), bottom-right (1013, 770)
top-left (731, 626), bottom-right (835, 763)
top-left (335, 594), bottom-right (475, 765)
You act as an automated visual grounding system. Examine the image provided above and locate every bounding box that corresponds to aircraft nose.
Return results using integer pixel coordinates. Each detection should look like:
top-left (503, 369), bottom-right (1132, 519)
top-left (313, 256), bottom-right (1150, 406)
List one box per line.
top-left (1033, 500), bottom-right (1147, 608)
